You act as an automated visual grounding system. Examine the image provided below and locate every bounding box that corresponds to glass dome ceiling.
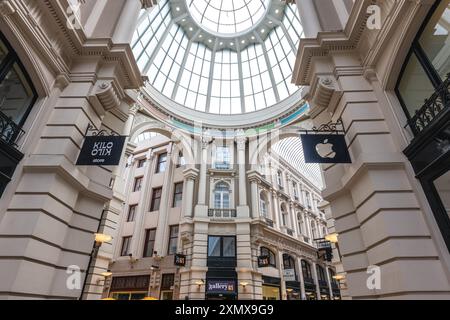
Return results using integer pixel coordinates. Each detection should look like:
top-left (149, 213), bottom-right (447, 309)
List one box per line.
top-left (187, 0), bottom-right (270, 35)
top-left (132, 0), bottom-right (304, 115)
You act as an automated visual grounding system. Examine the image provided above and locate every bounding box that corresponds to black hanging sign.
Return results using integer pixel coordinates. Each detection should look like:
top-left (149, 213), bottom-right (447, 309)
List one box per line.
top-left (258, 255), bottom-right (270, 268)
top-left (174, 254), bottom-right (186, 267)
top-left (76, 124), bottom-right (126, 166)
top-left (299, 120), bottom-right (351, 164)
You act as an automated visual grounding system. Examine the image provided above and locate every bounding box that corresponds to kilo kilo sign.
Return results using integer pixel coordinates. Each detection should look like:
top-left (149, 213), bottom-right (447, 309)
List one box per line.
top-left (76, 135), bottom-right (126, 166)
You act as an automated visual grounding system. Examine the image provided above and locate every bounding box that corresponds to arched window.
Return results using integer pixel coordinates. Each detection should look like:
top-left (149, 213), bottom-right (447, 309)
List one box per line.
top-left (259, 192), bottom-right (268, 217)
top-left (316, 265), bottom-right (327, 282)
top-left (283, 254), bottom-right (297, 280)
top-left (301, 260), bottom-right (313, 280)
top-left (214, 182), bottom-right (230, 208)
top-left (134, 131), bottom-right (162, 143)
top-left (260, 247), bottom-right (276, 267)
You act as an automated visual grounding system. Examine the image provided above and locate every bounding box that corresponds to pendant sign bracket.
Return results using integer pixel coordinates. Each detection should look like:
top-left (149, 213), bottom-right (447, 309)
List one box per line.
top-left (298, 119), bottom-right (352, 164)
top-left (76, 123), bottom-right (126, 166)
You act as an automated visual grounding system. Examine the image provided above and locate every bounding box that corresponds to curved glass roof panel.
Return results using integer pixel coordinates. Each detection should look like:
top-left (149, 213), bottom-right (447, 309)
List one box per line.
top-left (272, 137), bottom-right (324, 189)
top-left (187, 0), bottom-right (270, 35)
top-left (132, 0), bottom-right (304, 115)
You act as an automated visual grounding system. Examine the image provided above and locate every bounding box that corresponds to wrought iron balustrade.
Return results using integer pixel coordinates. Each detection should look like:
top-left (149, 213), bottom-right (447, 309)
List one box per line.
top-left (208, 208), bottom-right (237, 218)
top-left (264, 218), bottom-right (274, 227)
top-left (0, 111), bottom-right (24, 147)
top-left (407, 74), bottom-right (450, 135)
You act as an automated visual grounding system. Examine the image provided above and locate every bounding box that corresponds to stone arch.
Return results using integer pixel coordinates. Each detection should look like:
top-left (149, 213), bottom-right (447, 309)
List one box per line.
top-left (129, 120), bottom-right (195, 166)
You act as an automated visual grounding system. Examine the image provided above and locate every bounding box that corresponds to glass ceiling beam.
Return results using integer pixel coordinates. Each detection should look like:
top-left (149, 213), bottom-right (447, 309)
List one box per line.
top-left (254, 31), bottom-right (280, 102)
top-left (268, 14), bottom-right (298, 53)
top-left (171, 29), bottom-right (201, 100)
top-left (205, 40), bottom-right (219, 113)
top-left (142, 14), bottom-right (188, 75)
top-left (236, 41), bottom-right (246, 113)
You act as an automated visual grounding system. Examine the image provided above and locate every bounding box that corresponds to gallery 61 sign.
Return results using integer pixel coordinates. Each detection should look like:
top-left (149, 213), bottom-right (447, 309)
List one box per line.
top-left (174, 254), bottom-right (186, 267)
top-left (76, 135), bottom-right (126, 166)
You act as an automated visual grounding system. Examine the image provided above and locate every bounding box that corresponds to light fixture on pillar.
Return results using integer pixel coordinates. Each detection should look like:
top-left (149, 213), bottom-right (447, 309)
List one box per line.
top-left (240, 281), bottom-right (249, 288)
top-left (332, 274), bottom-right (345, 281)
top-left (95, 233), bottom-right (112, 245)
top-left (324, 233), bottom-right (338, 243)
top-left (195, 279), bottom-right (205, 288)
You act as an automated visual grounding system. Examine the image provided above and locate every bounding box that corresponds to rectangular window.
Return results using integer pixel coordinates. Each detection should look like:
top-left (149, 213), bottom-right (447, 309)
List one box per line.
top-left (133, 177), bottom-right (143, 192)
top-left (120, 236), bottom-right (132, 256)
top-left (293, 182), bottom-right (298, 199)
top-left (127, 205), bottom-right (137, 222)
top-left (143, 229), bottom-right (156, 257)
top-left (150, 187), bottom-right (162, 211)
top-left (215, 146), bottom-right (230, 169)
top-left (207, 236), bottom-right (236, 257)
top-left (156, 152), bottom-right (167, 173)
top-left (277, 171), bottom-right (283, 188)
top-left (167, 225), bottom-right (179, 255)
top-left (172, 182), bottom-right (183, 207)
top-left (137, 159), bottom-right (146, 168)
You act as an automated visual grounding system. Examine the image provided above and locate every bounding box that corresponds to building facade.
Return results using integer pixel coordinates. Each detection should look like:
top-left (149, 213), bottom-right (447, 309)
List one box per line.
top-left (104, 124), bottom-right (337, 300)
top-left (0, 0), bottom-right (448, 300)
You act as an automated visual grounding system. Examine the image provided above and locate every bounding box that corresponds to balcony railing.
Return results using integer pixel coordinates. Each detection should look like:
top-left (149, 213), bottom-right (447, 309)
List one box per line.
top-left (208, 208), bottom-right (237, 218)
top-left (214, 162), bottom-right (231, 170)
top-left (407, 74), bottom-right (450, 135)
top-left (0, 111), bottom-right (24, 147)
top-left (264, 218), bottom-right (274, 227)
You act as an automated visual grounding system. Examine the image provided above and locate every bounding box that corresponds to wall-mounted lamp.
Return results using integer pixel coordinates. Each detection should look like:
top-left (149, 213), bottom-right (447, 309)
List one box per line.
top-left (195, 279), bottom-right (205, 287)
top-left (240, 281), bottom-right (249, 288)
top-left (286, 288), bottom-right (294, 293)
top-left (95, 233), bottom-right (112, 245)
top-left (332, 274), bottom-right (345, 281)
top-left (325, 233), bottom-right (339, 244)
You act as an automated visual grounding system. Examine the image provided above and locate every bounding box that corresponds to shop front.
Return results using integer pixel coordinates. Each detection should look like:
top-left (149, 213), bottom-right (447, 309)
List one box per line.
top-left (205, 270), bottom-right (238, 300)
top-left (397, 0), bottom-right (450, 252)
top-left (262, 276), bottom-right (281, 300)
top-left (285, 281), bottom-right (301, 300)
top-left (108, 275), bottom-right (150, 300)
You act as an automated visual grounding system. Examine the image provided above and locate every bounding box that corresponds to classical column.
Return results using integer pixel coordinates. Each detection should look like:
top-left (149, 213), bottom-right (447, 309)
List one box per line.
top-left (271, 190), bottom-right (281, 230)
top-left (113, 0), bottom-right (146, 43)
top-left (154, 143), bottom-right (174, 256)
top-left (325, 267), bottom-right (334, 300)
top-left (130, 150), bottom-right (155, 256)
top-left (296, 257), bottom-right (307, 300)
top-left (295, 0), bottom-right (322, 37)
top-left (236, 132), bottom-right (247, 207)
top-left (197, 134), bottom-right (211, 206)
top-left (278, 251), bottom-right (287, 300)
top-left (183, 167), bottom-right (199, 218)
top-left (311, 262), bottom-right (321, 300)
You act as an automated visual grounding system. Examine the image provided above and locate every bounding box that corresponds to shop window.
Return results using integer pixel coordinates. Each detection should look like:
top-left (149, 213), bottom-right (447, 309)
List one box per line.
top-left (283, 254), bottom-right (297, 280)
top-left (301, 260), bottom-right (313, 280)
top-left (111, 292), bottom-right (146, 300)
top-left (260, 247), bottom-right (276, 267)
top-left (160, 274), bottom-right (175, 300)
top-left (396, 0), bottom-right (450, 131)
top-left (0, 33), bottom-right (37, 197)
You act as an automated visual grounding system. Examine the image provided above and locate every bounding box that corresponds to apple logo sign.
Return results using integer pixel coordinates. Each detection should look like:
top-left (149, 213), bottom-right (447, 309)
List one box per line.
top-left (315, 139), bottom-right (336, 159)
